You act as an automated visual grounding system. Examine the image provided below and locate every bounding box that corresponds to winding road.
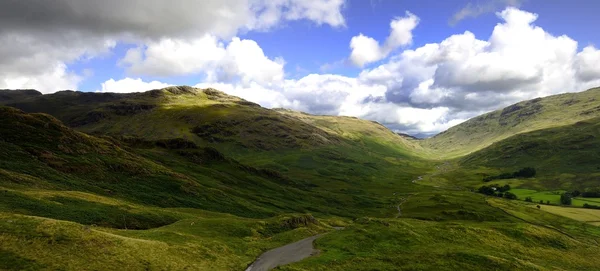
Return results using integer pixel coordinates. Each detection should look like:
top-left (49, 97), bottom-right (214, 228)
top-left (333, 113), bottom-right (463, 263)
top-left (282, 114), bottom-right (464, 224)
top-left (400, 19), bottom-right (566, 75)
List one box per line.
top-left (245, 234), bottom-right (323, 271)
top-left (395, 194), bottom-right (413, 218)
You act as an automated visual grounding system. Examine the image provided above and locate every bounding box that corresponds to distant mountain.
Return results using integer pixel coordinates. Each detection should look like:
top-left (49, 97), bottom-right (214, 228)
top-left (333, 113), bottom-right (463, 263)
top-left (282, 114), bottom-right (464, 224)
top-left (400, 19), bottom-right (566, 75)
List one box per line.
top-left (1, 86), bottom-right (421, 155)
top-left (422, 87), bottom-right (600, 158)
top-left (459, 115), bottom-right (600, 190)
top-left (0, 89), bottom-right (42, 102)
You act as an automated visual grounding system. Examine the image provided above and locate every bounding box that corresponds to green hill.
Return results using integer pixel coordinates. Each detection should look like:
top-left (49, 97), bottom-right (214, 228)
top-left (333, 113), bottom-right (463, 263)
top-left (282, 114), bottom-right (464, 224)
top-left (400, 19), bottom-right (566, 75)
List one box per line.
top-left (422, 87), bottom-right (600, 158)
top-left (454, 116), bottom-right (600, 192)
top-left (4, 86), bottom-right (600, 270)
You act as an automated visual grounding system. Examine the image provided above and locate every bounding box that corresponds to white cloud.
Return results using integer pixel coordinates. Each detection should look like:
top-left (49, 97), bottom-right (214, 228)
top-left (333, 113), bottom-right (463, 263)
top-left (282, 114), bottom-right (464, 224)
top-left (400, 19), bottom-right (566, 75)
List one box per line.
top-left (575, 46), bottom-right (600, 82)
top-left (349, 11), bottom-right (419, 67)
top-left (0, 32), bottom-right (115, 93)
top-left (121, 36), bottom-right (285, 86)
top-left (0, 63), bottom-right (82, 94)
top-left (0, 0), bottom-right (346, 93)
top-left (105, 8), bottom-right (600, 136)
top-left (98, 78), bottom-right (172, 93)
top-left (120, 36), bottom-right (227, 77)
top-left (6, 3), bottom-right (600, 136)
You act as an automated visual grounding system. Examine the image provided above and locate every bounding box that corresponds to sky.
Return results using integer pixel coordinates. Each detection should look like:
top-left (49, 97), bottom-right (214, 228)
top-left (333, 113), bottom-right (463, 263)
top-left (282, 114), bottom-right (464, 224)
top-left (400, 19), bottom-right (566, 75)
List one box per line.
top-left (2, 0), bottom-right (600, 137)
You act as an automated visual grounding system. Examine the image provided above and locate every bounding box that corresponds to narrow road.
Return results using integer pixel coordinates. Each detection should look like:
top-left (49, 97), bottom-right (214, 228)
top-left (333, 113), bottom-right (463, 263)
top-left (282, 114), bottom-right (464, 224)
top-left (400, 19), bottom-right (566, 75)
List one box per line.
top-left (395, 194), bottom-right (413, 218)
top-left (245, 234), bottom-right (323, 271)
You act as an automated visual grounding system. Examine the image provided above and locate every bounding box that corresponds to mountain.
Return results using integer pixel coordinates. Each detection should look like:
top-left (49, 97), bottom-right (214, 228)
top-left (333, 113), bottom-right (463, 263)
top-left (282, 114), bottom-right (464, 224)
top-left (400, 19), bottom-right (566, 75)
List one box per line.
top-left (0, 87), bottom-right (430, 210)
top-left (4, 86), bottom-right (600, 270)
top-left (457, 115), bottom-right (600, 191)
top-left (422, 87), bottom-right (600, 158)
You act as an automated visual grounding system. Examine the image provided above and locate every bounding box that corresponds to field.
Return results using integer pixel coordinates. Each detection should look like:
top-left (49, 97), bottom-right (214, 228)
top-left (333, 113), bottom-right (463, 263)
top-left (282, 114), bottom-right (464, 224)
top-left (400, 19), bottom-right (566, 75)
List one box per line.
top-left (532, 204), bottom-right (600, 226)
top-left (509, 189), bottom-right (600, 207)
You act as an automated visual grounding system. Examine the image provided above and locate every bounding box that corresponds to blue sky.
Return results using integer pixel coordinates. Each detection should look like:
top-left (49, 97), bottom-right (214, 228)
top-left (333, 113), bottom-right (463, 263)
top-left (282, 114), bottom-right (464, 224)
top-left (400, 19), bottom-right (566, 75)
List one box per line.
top-left (2, 0), bottom-right (600, 136)
top-left (71, 0), bottom-right (600, 92)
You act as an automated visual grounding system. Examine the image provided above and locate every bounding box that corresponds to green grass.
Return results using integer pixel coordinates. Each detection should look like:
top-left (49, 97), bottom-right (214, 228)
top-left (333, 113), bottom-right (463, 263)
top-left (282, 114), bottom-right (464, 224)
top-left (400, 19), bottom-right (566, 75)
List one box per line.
top-left (3, 86), bottom-right (600, 270)
top-left (511, 189), bottom-right (565, 205)
top-left (0, 210), bottom-right (330, 270)
top-left (422, 87), bottom-right (600, 158)
top-left (534, 204), bottom-right (600, 225)
top-left (281, 197), bottom-right (600, 271)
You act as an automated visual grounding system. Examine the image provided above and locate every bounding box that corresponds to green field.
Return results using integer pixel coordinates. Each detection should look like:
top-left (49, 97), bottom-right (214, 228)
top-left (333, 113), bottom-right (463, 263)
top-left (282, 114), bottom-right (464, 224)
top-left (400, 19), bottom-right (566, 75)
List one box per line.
top-left (530, 204), bottom-right (600, 226)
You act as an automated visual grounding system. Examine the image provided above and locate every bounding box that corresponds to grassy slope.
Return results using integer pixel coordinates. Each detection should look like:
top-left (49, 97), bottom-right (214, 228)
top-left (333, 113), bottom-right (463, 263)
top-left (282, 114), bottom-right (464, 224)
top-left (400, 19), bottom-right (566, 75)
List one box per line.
top-left (0, 106), bottom-right (345, 269)
top-left (453, 116), bottom-right (600, 192)
top-left (283, 196), bottom-right (600, 271)
top-left (422, 87), bottom-right (600, 158)
top-left (0, 106), bottom-right (310, 218)
top-left (4, 87), bottom-right (600, 270)
top-left (1, 87), bottom-right (434, 215)
top-left (1, 87), bottom-right (343, 149)
top-left (0, 205), bottom-right (329, 270)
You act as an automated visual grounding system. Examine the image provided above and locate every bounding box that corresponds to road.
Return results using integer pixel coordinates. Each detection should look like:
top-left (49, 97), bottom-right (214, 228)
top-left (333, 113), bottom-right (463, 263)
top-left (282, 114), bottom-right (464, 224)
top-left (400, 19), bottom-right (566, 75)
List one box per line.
top-left (245, 234), bottom-right (323, 271)
top-left (395, 194), bottom-right (414, 218)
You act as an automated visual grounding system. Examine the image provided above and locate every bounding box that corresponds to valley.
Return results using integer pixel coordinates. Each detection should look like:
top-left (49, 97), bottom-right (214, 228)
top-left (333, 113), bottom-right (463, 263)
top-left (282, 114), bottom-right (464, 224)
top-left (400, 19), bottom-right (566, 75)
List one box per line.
top-left (2, 86), bottom-right (600, 270)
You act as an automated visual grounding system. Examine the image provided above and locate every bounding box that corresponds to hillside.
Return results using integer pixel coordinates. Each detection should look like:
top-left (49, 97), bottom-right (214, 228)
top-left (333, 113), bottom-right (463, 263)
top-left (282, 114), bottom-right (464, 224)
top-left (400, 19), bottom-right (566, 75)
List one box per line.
top-left (0, 87), bottom-right (432, 209)
top-left (422, 87), bottom-right (600, 158)
top-left (0, 87), bottom-right (340, 150)
top-left (456, 116), bottom-right (600, 191)
top-left (4, 87), bottom-right (600, 270)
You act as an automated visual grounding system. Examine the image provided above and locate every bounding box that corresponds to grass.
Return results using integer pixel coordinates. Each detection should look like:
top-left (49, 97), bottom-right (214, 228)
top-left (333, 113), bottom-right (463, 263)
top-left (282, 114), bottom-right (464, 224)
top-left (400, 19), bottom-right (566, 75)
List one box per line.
top-left (3, 86), bottom-right (600, 270)
top-left (533, 204), bottom-right (600, 225)
top-left (283, 213), bottom-right (600, 270)
top-left (423, 87), bottom-right (600, 158)
top-left (0, 210), bottom-right (330, 270)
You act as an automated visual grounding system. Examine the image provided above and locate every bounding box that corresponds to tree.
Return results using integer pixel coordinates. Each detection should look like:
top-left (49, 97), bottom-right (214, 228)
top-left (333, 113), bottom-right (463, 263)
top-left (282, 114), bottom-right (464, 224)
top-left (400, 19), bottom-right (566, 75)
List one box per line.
top-left (560, 192), bottom-right (572, 205)
top-left (514, 167), bottom-right (536, 178)
top-left (525, 197), bottom-right (533, 202)
top-left (499, 184), bottom-right (511, 193)
top-left (539, 200), bottom-right (544, 204)
top-left (504, 192), bottom-right (517, 200)
top-left (478, 185), bottom-right (496, 196)
top-left (546, 200), bottom-right (550, 205)
top-left (571, 190), bottom-right (581, 197)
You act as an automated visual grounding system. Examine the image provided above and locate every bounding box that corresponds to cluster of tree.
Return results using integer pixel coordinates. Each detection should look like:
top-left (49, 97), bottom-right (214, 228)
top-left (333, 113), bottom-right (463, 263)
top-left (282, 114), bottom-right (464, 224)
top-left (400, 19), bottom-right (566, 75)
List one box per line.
top-left (560, 192), bottom-right (573, 205)
top-left (583, 203), bottom-right (600, 209)
top-left (525, 197), bottom-right (551, 205)
top-left (579, 187), bottom-right (600, 198)
top-left (483, 167), bottom-right (536, 182)
top-left (477, 184), bottom-right (516, 199)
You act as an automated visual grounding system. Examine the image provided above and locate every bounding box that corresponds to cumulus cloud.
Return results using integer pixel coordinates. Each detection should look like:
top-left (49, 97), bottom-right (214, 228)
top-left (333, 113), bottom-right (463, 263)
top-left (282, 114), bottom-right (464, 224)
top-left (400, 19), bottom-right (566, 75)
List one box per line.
top-left (0, 31), bottom-right (114, 93)
top-left (349, 11), bottom-right (419, 67)
top-left (4, 2), bottom-right (600, 136)
top-left (575, 46), bottom-right (600, 82)
top-left (354, 7), bottom-right (600, 134)
top-left (99, 7), bottom-right (600, 136)
top-left (97, 78), bottom-right (172, 93)
top-left (0, 0), bottom-right (346, 92)
top-left (121, 36), bottom-right (285, 86)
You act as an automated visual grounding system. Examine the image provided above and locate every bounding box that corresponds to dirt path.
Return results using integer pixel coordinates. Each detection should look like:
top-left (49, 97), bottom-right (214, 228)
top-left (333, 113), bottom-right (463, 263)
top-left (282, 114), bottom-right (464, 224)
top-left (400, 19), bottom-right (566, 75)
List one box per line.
top-left (245, 234), bottom-right (323, 271)
top-left (395, 194), bottom-right (414, 218)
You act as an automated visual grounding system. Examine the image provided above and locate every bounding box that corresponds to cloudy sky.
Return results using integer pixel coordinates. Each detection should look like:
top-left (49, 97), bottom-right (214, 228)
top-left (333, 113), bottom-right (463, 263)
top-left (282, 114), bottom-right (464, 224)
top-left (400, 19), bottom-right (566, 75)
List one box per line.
top-left (2, 0), bottom-right (600, 136)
